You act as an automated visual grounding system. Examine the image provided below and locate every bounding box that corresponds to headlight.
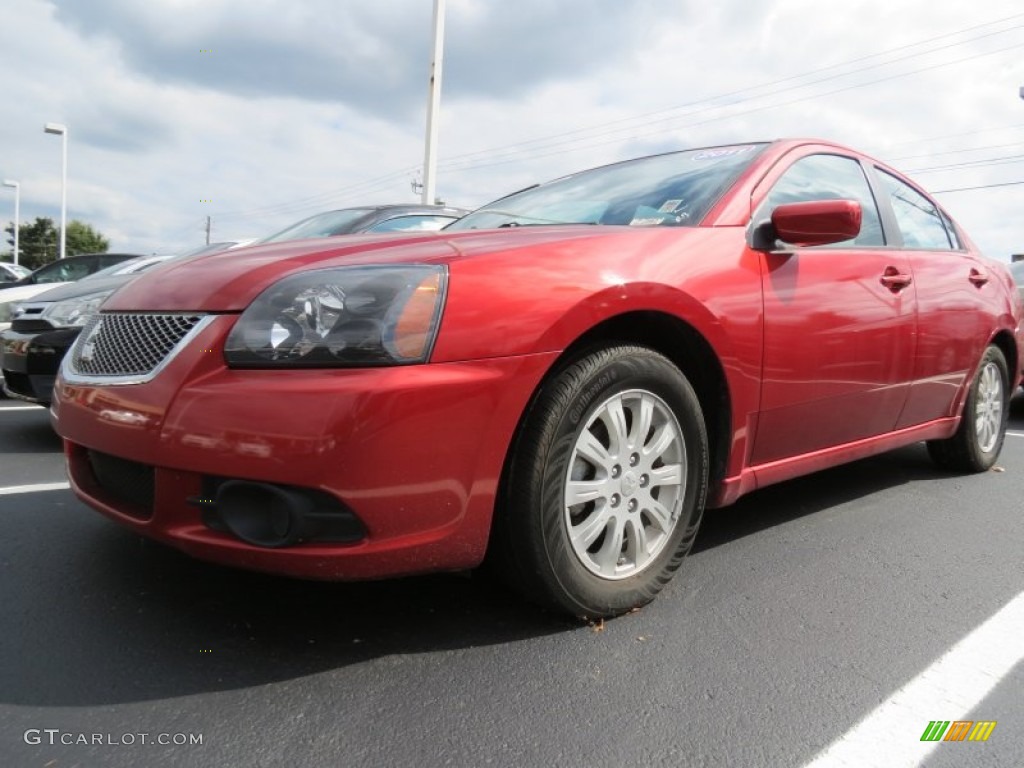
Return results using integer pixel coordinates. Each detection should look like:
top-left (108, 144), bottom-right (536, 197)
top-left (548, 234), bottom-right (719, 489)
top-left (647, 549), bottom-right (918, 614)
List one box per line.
top-left (224, 265), bottom-right (447, 367)
top-left (0, 301), bottom-right (14, 323)
top-left (40, 289), bottom-right (117, 327)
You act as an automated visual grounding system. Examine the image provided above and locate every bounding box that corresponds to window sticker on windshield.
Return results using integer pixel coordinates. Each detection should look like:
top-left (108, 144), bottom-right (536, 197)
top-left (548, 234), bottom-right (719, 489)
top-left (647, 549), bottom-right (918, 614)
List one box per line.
top-left (692, 145), bottom-right (757, 161)
top-left (659, 199), bottom-right (684, 213)
top-left (630, 205), bottom-right (674, 226)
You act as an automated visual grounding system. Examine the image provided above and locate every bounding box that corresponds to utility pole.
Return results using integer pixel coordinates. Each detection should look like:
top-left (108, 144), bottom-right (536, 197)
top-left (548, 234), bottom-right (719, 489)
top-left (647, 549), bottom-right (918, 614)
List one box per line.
top-left (421, 0), bottom-right (446, 205)
top-left (205, 215), bottom-right (211, 245)
top-left (2, 180), bottom-right (18, 264)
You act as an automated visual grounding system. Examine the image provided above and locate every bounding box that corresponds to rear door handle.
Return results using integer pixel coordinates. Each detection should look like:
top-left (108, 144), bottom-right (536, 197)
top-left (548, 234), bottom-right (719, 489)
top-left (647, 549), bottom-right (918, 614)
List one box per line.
top-left (880, 266), bottom-right (913, 291)
top-left (969, 268), bottom-right (989, 287)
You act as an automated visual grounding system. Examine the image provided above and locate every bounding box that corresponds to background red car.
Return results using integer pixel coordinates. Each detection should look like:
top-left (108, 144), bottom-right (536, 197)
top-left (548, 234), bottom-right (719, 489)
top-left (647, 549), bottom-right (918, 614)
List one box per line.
top-left (52, 139), bottom-right (1023, 619)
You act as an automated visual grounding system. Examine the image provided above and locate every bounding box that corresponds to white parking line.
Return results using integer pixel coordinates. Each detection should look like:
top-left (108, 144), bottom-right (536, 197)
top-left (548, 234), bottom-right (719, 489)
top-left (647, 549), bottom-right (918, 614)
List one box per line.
top-left (802, 590), bottom-right (1024, 767)
top-left (0, 405), bottom-right (46, 412)
top-left (1006, 431), bottom-right (1024, 438)
top-left (0, 482), bottom-right (70, 495)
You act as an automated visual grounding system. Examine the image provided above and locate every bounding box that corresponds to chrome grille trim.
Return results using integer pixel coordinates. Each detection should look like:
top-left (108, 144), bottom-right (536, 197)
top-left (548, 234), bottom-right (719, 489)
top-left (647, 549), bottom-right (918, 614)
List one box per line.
top-left (61, 313), bottom-right (215, 386)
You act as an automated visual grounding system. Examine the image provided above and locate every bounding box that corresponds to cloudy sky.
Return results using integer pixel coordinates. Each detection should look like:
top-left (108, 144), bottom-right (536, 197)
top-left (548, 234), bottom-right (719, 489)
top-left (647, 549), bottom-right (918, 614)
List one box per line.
top-left (1, 0), bottom-right (1022, 258)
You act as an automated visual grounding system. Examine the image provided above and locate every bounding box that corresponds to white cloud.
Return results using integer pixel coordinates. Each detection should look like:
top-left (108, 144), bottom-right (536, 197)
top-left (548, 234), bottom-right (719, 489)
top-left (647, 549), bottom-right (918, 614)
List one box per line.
top-left (0, 0), bottom-right (1021, 258)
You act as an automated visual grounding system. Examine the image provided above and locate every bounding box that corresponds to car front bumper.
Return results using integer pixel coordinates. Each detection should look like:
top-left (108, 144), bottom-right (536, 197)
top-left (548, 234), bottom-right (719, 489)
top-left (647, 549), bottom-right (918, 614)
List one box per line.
top-left (52, 315), bottom-right (556, 579)
top-left (1, 326), bottom-right (78, 405)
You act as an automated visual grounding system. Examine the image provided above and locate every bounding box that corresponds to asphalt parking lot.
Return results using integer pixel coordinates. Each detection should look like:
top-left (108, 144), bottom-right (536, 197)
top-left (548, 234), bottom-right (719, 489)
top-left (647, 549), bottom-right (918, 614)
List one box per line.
top-left (1, 398), bottom-right (1021, 768)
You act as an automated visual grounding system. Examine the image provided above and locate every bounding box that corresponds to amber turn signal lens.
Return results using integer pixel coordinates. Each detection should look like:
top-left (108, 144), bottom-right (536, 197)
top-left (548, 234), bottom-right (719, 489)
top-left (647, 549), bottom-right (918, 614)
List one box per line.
top-left (393, 271), bottom-right (442, 359)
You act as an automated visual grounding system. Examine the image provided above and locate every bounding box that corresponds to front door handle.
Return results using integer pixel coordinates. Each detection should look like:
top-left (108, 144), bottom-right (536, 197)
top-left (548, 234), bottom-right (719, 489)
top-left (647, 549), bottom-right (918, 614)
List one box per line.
top-left (880, 266), bottom-right (913, 291)
top-left (969, 268), bottom-right (989, 287)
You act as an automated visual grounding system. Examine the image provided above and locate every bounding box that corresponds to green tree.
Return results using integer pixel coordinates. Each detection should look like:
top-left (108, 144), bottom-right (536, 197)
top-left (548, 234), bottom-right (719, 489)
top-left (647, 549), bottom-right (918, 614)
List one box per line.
top-left (66, 220), bottom-right (110, 256)
top-left (3, 217), bottom-right (109, 270)
top-left (4, 217), bottom-right (58, 269)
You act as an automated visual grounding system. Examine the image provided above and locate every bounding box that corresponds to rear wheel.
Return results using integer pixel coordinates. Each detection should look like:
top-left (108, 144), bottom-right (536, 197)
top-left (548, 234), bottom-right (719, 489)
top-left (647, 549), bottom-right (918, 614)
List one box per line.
top-left (927, 344), bottom-right (1009, 472)
top-left (491, 345), bottom-right (709, 619)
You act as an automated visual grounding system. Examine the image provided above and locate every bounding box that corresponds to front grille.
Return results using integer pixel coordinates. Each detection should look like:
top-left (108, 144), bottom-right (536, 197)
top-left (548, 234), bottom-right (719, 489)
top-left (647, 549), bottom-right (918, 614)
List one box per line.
top-left (70, 313), bottom-right (204, 377)
top-left (87, 450), bottom-right (154, 518)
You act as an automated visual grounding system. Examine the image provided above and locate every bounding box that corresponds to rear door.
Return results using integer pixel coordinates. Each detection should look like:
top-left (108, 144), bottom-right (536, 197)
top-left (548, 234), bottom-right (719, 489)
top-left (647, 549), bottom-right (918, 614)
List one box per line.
top-left (749, 150), bottom-right (917, 465)
top-left (872, 169), bottom-right (993, 427)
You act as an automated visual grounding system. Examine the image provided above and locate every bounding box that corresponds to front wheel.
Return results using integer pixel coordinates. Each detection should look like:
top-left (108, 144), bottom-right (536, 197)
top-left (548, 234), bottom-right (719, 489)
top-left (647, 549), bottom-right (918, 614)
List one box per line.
top-left (491, 345), bottom-right (709, 619)
top-left (927, 344), bottom-right (1009, 472)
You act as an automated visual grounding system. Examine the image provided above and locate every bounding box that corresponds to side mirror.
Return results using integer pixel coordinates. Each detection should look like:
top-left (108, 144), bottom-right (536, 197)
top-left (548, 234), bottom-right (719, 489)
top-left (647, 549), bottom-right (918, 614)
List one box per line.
top-left (759, 199), bottom-right (863, 249)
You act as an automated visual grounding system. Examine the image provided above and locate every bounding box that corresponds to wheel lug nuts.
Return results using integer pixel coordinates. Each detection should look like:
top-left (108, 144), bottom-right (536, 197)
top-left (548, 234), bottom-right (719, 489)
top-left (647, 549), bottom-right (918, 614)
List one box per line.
top-left (611, 465), bottom-right (621, 478)
top-left (639, 475), bottom-right (648, 487)
top-left (629, 453), bottom-right (639, 466)
top-left (610, 494), bottom-right (620, 507)
top-left (628, 499), bottom-right (638, 512)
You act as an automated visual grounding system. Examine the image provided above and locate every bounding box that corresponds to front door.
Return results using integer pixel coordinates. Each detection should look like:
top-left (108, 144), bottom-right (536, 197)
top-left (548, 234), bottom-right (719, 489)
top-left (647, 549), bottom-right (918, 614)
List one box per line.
top-left (749, 152), bottom-right (917, 465)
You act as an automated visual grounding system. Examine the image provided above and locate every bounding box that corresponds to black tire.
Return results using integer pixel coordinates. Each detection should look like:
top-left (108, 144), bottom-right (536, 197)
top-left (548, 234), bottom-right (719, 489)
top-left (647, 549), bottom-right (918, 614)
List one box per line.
top-left (927, 344), bottom-right (1009, 472)
top-left (490, 345), bottom-right (709, 619)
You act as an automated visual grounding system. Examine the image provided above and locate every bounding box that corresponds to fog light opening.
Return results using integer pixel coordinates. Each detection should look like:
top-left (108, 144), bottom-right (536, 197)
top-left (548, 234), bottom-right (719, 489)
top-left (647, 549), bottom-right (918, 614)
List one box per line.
top-left (215, 481), bottom-right (313, 548)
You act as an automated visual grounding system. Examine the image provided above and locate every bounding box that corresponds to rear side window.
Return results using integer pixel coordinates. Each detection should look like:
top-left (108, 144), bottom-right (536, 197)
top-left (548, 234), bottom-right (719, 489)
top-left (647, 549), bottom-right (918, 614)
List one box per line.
top-left (758, 154), bottom-right (884, 246)
top-left (877, 171), bottom-right (954, 250)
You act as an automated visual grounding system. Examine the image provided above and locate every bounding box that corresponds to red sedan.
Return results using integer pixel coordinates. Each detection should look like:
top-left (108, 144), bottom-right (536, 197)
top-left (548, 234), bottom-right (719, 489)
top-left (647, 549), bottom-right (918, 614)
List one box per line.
top-left (52, 140), bottom-right (1023, 618)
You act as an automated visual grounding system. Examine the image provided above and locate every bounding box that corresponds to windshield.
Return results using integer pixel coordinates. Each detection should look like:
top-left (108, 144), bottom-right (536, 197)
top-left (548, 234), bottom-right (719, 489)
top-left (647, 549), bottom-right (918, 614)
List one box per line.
top-left (3, 263), bottom-right (30, 278)
top-left (260, 209), bottom-right (375, 243)
top-left (448, 144), bottom-right (767, 231)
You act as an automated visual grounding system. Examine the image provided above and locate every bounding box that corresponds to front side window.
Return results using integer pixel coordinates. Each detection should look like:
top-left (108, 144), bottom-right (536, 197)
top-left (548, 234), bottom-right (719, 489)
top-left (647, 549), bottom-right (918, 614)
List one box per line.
top-left (758, 154), bottom-right (884, 246)
top-left (50, 260), bottom-right (93, 282)
top-left (31, 259), bottom-right (84, 284)
top-left (878, 171), bottom-right (953, 250)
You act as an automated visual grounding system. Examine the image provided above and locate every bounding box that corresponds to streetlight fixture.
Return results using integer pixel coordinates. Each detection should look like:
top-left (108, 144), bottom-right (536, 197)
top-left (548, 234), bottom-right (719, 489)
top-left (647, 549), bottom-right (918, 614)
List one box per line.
top-left (2, 179), bottom-right (19, 264)
top-left (44, 122), bottom-right (68, 260)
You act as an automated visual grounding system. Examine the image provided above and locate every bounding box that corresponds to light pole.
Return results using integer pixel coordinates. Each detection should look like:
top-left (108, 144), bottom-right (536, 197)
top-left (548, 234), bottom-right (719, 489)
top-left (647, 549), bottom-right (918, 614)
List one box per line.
top-left (421, 0), bottom-right (446, 205)
top-left (2, 179), bottom-right (18, 264)
top-left (44, 122), bottom-right (68, 260)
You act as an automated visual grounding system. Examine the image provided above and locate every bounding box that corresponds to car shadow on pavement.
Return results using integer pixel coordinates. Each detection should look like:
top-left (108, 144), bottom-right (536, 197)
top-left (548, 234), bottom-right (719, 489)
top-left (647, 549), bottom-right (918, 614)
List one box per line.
top-left (692, 442), bottom-right (949, 554)
top-left (3, 398), bottom-right (1023, 708)
top-left (693, 390), bottom-right (1024, 554)
top-left (0, 498), bottom-right (578, 708)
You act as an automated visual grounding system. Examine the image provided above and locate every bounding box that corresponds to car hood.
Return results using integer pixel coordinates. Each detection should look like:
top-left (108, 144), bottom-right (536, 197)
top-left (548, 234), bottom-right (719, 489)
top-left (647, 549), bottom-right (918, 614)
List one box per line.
top-left (21, 274), bottom-right (136, 304)
top-left (0, 282), bottom-right (72, 303)
top-left (103, 226), bottom-right (640, 311)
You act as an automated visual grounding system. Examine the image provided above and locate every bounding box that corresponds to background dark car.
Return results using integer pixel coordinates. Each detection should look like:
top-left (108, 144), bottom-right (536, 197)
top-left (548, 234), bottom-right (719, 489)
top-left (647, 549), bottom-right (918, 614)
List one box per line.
top-left (0, 252), bottom-right (140, 292)
top-left (259, 204), bottom-right (468, 243)
top-left (1, 207), bottom-right (465, 406)
top-left (1, 256), bottom-right (167, 404)
top-left (0, 244), bottom-right (250, 405)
